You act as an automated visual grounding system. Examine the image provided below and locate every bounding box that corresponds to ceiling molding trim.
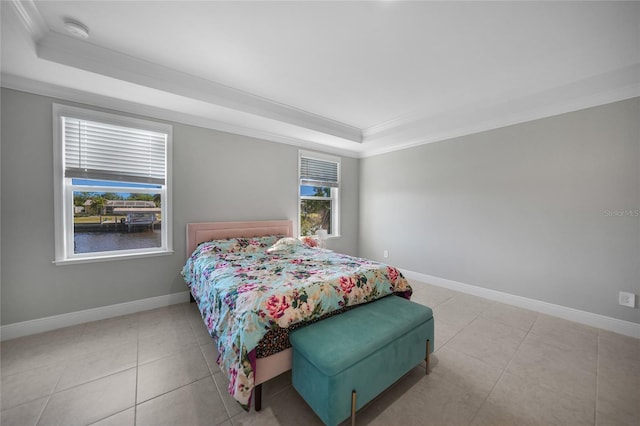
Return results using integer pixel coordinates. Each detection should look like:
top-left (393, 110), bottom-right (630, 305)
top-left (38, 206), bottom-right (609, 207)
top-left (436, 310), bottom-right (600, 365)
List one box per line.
top-left (0, 73), bottom-right (361, 159)
top-left (34, 31), bottom-right (363, 144)
top-left (6, 0), bottom-right (48, 41)
top-left (363, 63), bottom-right (640, 142)
top-left (4, 70), bottom-right (636, 160)
top-left (360, 82), bottom-right (640, 158)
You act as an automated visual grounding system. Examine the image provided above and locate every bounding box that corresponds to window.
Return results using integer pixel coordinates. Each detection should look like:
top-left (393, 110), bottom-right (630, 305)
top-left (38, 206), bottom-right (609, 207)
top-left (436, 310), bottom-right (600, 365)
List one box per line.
top-left (299, 151), bottom-right (340, 237)
top-left (53, 104), bottom-right (172, 263)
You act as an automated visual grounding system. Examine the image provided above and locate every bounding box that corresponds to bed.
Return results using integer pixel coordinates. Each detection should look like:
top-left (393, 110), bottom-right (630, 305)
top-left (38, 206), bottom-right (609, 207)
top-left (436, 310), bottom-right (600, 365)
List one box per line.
top-left (182, 220), bottom-right (411, 410)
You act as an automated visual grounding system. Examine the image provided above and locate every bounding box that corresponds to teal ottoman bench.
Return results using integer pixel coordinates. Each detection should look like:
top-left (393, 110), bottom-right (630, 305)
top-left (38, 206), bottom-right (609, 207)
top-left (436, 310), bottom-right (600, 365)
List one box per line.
top-left (289, 295), bottom-right (434, 426)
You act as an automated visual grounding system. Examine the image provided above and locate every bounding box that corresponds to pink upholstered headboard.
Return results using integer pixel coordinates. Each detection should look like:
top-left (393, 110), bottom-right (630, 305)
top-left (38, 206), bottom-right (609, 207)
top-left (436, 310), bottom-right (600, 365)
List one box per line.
top-left (186, 220), bottom-right (293, 257)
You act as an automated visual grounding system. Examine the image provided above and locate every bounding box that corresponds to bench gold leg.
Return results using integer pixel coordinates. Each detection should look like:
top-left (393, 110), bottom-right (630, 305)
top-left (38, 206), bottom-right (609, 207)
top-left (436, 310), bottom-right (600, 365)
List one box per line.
top-left (351, 390), bottom-right (357, 426)
top-left (426, 340), bottom-right (430, 375)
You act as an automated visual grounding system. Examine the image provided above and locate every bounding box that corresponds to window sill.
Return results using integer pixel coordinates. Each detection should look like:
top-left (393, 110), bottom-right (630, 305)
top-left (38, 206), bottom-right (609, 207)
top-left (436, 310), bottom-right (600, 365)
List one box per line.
top-left (53, 249), bottom-right (174, 266)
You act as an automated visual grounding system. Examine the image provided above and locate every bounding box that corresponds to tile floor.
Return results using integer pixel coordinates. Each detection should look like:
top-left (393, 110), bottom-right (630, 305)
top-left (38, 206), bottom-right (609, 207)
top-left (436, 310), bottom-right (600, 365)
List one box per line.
top-left (1, 280), bottom-right (639, 425)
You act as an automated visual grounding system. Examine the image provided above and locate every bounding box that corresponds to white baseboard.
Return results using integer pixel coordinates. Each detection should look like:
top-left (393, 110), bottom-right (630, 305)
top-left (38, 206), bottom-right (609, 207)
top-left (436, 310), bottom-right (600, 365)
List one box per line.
top-left (3, 274), bottom-right (638, 341)
top-left (0, 291), bottom-right (191, 341)
top-left (402, 269), bottom-right (640, 339)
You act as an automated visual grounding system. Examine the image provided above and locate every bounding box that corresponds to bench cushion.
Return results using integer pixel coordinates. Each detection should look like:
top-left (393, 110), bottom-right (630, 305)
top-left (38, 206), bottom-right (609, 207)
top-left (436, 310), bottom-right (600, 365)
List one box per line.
top-left (290, 295), bottom-right (434, 425)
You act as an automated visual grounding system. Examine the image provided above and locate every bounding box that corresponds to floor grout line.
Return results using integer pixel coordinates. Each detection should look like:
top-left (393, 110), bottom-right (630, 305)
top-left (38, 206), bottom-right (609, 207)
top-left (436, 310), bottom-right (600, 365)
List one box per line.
top-left (2, 296), bottom-right (637, 426)
top-left (465, 304), bottom-right (539, 425)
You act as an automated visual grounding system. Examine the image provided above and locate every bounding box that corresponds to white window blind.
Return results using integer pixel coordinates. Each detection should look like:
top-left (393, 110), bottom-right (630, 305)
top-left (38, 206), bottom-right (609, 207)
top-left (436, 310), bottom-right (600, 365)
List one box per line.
top-left (63, 117), bottom-right (167, 185)
top-left (300, 156), bottom-right (339, 188)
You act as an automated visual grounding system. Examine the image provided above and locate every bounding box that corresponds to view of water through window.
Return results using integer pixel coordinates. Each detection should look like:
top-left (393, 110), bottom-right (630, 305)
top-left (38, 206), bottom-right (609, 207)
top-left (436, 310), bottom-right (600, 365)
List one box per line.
top-left (74, 230), bottom-right (162, 254)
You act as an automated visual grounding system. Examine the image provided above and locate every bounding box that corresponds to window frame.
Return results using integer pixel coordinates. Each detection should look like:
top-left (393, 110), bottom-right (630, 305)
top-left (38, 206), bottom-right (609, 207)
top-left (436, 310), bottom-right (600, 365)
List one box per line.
top-left (298, 150), bottom-right (340, 238)
top-left (52, 104), bottom-right (173, 264)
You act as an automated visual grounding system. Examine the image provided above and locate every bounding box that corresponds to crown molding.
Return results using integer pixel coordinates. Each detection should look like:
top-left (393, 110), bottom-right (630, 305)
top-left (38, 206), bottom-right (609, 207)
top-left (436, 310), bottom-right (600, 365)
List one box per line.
top-left (4, 70), bottom-right (638, 161)
top-left (6, 0), bottom-right (48, 41)
top-left (34, 31), bottom-right (362, 144)
top-left (363, 63), bottom-right (640, 142)
top-left (361, 87), bottom-right (640, 159)
top-left (5, 0), bottom-right (360, 145)
top-left (5, 0), bottom-right (638, 160)
top-left (361, 63), bottom-right (640, 158)
top-left (1, 73), bottom-right (361, 159)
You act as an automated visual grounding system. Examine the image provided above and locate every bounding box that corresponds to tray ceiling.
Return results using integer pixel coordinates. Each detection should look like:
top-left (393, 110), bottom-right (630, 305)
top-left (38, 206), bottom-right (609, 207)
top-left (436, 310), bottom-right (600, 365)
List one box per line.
top-left (2, 1), bottom-right (638, 157)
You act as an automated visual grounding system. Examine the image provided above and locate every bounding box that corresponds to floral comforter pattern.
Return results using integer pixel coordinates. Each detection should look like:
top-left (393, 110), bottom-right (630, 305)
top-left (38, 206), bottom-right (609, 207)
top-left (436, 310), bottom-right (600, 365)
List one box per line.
top-left (181, 237), bottom-right (411, 408)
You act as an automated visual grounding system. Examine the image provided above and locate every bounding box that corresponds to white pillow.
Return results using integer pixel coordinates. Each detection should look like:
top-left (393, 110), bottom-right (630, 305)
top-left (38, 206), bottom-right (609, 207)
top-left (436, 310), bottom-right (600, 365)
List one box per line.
top-left (267, 237), bottom-right (305, 253)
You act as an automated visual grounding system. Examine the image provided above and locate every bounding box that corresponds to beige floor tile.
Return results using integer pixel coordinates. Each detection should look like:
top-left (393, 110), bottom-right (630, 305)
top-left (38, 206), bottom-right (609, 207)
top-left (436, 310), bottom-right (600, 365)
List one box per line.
top-left (444, 319), bottom-right (525, 370)
top-left (507, 333), bottom-right (597, 402)
top-left (452, 293), bottom-right (495, 312)
top-left (520, 330), bottom-right (597, 372)
top-left (190, 316), bottom-right (215, 345)
top-left (261, 370), bottom-right (293, 405)
top-left (137, 323), bottom-right (198, 364)
top-left (596, 380), bottom-right (640, 426)
top-left (433, 320), bottom-right (462, 351)
top-left (0, 397), bottom-right (47, 426)
top-left (598, 329), bottom-right (640, 350)
top-left (480, 302), bottom-right (538, 332)
top-left (80, 316), bottom-right (139, 354)
top-left (137, 346), bottom-right (210, 403)
top-left (463, 317), bottom-right (528, 343)
top-left (185, 302), bottom-right (205, 322)
top-left (431, 346), bottom-right (503, 400)
top-left (137, 316), bottom-right (193, 339)
top-left (250, 385), bottom-right (324, 426)
top-left (201, 342), bottom-right (222, 375)
top-left (56, 342), bottom-right (137, 391)
top-left (599, 342), bottom-right (640, 373)
top-left (471, 399), bottom-right (538, 426)
top-left (230, 407), bottom-right (281, 426)
top-left (0, 364), bottom-right (65, 410)
top-left (139, 302), bottom-right (189, 318)
top-left (1, 327), bottom-right (88, 378)
top-left (598, 330), bottom-right (640, 390)
top-left (3, 290), bottom-right (639, 426)
top-left (2, 323), bottom-right (86, 360)
top-left (356, 367), bottom-right (436, 419)
top-left (137, 304), bottom-right (189, 336)
top-left (597, 371), bottom-right (640, 424)
top-left (38, 368), bottom-right (136, 426)
top-left (371, 372), bottom-right (485, 426)
top-left (89, 407), bottom-right (135, 426)
top-left (136, 377), bottom-right (228, 426)
top-left (598, 363), bottom-right (640, 400)
top-left (409, 281), bottom-right (456, 307)
top-left (530, 314), bottom-right (598, 352)
top-left (214, 369), bottom-right (291, 418)
top-left (472, 371), bottom-right (594, 426)
top-left (183, 304), bottom-right (206, 323)
top-left (82, 314), bottom-right (138, 337)
top-left (212, 370), bottom-right (248, 418)
top-left (433, 300), bottom-right (481, 329)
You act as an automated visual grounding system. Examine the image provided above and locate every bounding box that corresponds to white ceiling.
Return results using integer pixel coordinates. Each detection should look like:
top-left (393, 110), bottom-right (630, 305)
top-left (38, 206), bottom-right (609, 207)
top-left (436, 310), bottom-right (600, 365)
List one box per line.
top-left (2, 1), bottom-right (639, 158)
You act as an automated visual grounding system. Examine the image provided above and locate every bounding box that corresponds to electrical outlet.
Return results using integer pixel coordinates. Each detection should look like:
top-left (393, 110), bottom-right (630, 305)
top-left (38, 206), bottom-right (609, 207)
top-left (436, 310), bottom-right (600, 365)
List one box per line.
top-left (383, 250), bottom-right (389, 259)
top-left (619, 291), bottom-right (636, 308)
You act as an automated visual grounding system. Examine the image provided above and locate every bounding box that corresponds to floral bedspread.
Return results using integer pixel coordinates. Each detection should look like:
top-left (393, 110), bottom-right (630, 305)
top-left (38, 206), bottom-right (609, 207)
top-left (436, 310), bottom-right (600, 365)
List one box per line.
top-left (181, 236), bottom-right (411, 408)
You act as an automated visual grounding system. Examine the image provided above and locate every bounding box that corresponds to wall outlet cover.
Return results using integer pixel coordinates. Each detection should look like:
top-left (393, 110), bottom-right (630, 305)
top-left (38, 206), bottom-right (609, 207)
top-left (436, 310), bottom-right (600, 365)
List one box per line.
top-left (619, 291), bottom-right (636, 308)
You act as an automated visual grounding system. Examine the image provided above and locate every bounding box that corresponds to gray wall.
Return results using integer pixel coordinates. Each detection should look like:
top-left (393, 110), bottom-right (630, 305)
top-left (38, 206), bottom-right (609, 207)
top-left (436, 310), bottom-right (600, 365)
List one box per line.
top-left (2, 87), bottom-right (637, 326)
top-left (0, 88), bottom-right (359, 325)
top-left (359, 98), bottom-right (639, 323)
